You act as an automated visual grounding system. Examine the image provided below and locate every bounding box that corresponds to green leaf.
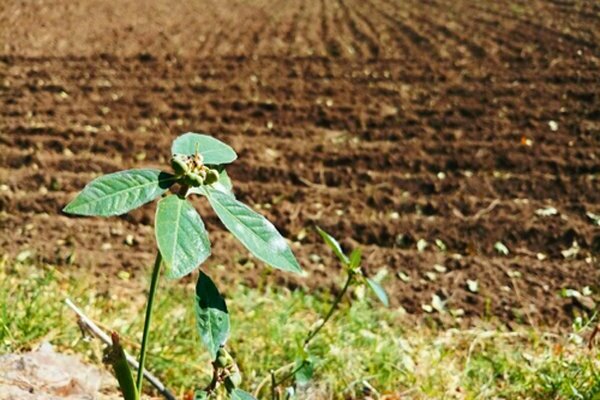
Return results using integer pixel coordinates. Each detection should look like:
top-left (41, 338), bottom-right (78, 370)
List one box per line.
top-left (195, 272), bottom-right (230, 360)
top-left (172, 132), bottom-right (237, 165)
top-left (366, 277), bottom-right (389, 307)
top-left (349, 248), bottom-right (362, 270)
top-left (213, 168), bottom-right (234, 195)
top-left (63, 169), bottom-right (174, 216)
top-left (316, 226), bottom-right (349, 265)
top-left (206, 188), bottom-right (301, 274)
top-left (294, 358), bottom-right (314, 385)
top-left (155, 195), bottom-right (211, 279)
top-left (230, 389), bottom-right (256, 400)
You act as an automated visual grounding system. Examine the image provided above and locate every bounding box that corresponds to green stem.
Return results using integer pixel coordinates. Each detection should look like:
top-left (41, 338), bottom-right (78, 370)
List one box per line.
top-left (303, 271), bottom-right (354, 347)
top-left (136, 251), bottom-right (163, 392)
top-left (274, 360), bottom-right (308, 387)
top-left (256, 271), bottom-right (355, 398)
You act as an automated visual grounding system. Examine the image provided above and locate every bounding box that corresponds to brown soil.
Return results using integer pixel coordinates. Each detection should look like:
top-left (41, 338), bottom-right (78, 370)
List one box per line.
top-left (0, 0), bottom-right (599, 327)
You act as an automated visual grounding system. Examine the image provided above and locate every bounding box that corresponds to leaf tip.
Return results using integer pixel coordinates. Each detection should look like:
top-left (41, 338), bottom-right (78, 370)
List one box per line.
top-left (62, 199), bottom-right (84, 216)
top-left (62, 203), bottom-right (74, 214)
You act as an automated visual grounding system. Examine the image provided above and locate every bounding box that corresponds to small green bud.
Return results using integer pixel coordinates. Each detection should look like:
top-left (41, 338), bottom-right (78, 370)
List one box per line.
top-left (204, 169), bottom-right (219, 185)
top-left (187, 171), bottom-right (206, 186)
top-left (215, 354), bottom-right (228, 368)
top-left (215, 347), bottom-right (234, 368)
top-left (171, 155), bottom-right (189, 175)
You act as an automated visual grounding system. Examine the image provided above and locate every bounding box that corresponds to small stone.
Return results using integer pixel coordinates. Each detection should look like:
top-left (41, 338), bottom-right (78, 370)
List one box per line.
top-left (574, 295), bottom-right (596, 311)
top-left (125, 234), bottom-right (135, 246)
top-left (466, 279), bottom-right (479, 293)
top-left (117, 271), bottom-right (130, 280)
top-left (435, 239), bottom-right (447, 251)
top-left (535, 206), bottom-right (558, 217)
top-left (494, 242), bottom-right (510, 255)
top-left (422, 304), bottom-right (433, 313)
top-left (433, 264), bottom-right (447, 273)
top-left (450, 308), bottom-right (465, 317)
top-left (397, 271), bottom-right (411, 282)
top-left (431, 294), bottom-right (445, 313)
top-left (425, 271), bottom-right (437, 281)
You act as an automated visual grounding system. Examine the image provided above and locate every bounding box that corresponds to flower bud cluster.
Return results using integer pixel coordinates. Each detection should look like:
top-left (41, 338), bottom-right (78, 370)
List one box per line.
top-left (214, 348), bottom-right (242, 391)
top-left (171, 153), bottom-right (219, 187)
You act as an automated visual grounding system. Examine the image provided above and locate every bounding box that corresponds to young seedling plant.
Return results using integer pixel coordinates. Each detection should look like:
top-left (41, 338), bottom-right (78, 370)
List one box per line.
top-left (63, 133), bottom-right (388, 400)
top-left (253, 226), bottom-right (388, 399)
top-left (64, 133), bottom-right (299, 399)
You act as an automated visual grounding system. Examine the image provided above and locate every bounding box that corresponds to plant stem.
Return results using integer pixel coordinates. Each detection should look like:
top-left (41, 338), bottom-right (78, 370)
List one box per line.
top-left (274, 360), bottom-right (308, 387)
top-left (303, 271), bottom-right (354, 347)
top-left (136, 251), bottom-right (163, 392)
top-left (270, 370), bottom-right (276, 400)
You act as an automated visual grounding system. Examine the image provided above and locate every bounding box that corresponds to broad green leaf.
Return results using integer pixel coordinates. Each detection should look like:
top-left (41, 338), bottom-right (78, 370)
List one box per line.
top-left (63, 169), bottom-right (174, 216)
top-left (316, 226), bottom-right (349, 265)
top-left (189, 168), bottom-right (234, 197)
top-left (366, 277), bottom-right (389, 307)
top-left (155, 195), bottom-right (211, 279)
top-left (230, 389), bottom-right (256, 400)
top-left (195, 272), bottom-right (230, 360)
top-left (172, 132), bottom-right (237, 165)
top-left (205, 188), bottom-right (301, 274)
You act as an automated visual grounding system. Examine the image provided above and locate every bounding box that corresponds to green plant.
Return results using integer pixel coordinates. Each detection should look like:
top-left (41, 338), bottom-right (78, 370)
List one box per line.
top-left (253, 227), bottom-right (388, 399)
top-left (63, 133), bottom-right (386, 399)
top-left (64, 133), bottom-right (299, 399)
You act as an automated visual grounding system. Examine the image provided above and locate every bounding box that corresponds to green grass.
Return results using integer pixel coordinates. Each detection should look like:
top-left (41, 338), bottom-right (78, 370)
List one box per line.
top-left (2, 256), bottom-right (600, 399)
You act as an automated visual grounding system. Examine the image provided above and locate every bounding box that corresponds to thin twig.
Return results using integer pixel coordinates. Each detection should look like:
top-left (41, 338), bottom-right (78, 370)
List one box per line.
top-left (270, 370), bottom-right (276, 400)
top-left (451, 199), bottom-right (500, 220)
top-left (65, 298), bottom-right (176, 400)
top-left (471, 199), bottom-right (500, 220)
top-left (589, 324), bottom-right (600, 350)
top-left (253, 362), bottom-right (294, 397)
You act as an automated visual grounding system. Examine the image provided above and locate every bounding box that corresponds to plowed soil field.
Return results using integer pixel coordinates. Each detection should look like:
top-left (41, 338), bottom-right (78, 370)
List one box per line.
top-left (1, 0), bottom-right (599, 326)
